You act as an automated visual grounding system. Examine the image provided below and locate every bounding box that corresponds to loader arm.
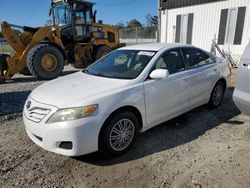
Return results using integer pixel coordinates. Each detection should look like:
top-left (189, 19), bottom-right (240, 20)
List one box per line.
top-left (0, 21), bottom-right (64, 82)
top-left (1, 21), bottom-right (26, 52)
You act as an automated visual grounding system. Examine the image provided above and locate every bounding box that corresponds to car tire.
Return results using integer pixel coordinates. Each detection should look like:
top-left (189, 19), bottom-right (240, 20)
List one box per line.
top-left (208, 81), bottom-right (225, 109)
top-left (99, 110), bottom-right (139, 157)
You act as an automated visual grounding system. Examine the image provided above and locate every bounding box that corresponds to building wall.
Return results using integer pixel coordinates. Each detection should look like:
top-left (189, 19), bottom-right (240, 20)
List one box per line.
top-left (160, 0), bottom-right (250, 55)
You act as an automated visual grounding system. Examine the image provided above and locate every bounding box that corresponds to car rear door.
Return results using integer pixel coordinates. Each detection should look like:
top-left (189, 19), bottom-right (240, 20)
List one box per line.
top-left (143, 48), bottom-right (190, 128)
top-left (181, 48), bottom-right (219, 107)
top-left (233, 43), bottom-right (250, 115)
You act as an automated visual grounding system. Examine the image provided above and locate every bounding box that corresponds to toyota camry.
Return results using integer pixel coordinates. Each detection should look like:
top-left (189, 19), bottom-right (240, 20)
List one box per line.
top-left (23, 43), bottom-right (231, 157)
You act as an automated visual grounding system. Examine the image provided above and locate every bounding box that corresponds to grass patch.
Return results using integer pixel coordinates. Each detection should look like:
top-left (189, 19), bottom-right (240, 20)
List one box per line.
top-left (0, 44), bottom-right (13, 54)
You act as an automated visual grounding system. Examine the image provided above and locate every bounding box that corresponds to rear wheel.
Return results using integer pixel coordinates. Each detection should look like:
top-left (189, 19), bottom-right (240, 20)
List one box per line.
top-left (99, 110), bottom-right (139, 157)
top-left (208, 81), bottom-right (225, 109)
top-left (27, 44), bottom-right (64, 80)
top-left (94, 46), bottom-right (112, 61)
top-left (0, 54), bottom-right (10, 83)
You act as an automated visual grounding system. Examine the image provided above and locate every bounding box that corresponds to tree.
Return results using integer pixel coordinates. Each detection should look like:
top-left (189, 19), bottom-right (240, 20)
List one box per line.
top-left (45, 19), bottom-right (53, 26)
top-left (0, 31), bottom-right (3, 38)
top-left (113, 22), bottom-right (125, 30)
top-left (127, 19), bottom-right (142, 28)
top-left (145, 14), bottom-right (158, 26)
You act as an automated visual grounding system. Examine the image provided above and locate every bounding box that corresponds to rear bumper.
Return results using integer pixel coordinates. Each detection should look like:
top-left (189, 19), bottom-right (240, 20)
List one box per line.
top-left (233, 89), bottom-right (250, 116)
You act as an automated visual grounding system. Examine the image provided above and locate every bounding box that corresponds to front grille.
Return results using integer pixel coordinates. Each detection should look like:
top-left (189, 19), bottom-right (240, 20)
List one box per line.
top-left (26, 107), bottom-right (50, 123)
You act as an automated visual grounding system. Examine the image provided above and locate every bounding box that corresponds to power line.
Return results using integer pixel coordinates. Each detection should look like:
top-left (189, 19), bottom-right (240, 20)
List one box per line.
top-left (94, 0), bottom-right (138, 6)
top-left (22, 0), bottom-right (38, 25)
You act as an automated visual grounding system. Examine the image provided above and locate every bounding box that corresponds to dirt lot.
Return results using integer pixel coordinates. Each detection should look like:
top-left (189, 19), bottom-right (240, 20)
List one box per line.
top-left (0, 68), bottom-right (250, 188)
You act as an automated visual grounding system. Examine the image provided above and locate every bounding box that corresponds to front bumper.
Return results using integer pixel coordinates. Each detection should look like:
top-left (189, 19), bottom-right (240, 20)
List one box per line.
top-left (23, 99), bottom-right (106, 156)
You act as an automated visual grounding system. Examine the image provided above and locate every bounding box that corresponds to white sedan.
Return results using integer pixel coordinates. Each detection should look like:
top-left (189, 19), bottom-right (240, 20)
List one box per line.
top-left (233, 42), bottom-right (250, 116)
top-left (23, 43), bottom-right (230, 157)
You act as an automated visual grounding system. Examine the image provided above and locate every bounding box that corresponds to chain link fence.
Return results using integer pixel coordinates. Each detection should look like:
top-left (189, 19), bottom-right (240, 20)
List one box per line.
top-left (119, 26), bottom-right (158, 45)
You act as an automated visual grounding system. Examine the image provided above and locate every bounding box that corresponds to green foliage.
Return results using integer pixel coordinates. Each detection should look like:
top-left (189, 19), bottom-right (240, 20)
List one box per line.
top-left (114, 14), bottom-right (158, 30)
top-left (0, 44), bottom-right (13, 54)
top-left (45, 19), bottom-right (53, 26)
top-left (113, 22), bottom-right (125, 30)
top-left (145, 14), bottom-right (158, 26)
top-left (127, 19), bottom-right (142, 28)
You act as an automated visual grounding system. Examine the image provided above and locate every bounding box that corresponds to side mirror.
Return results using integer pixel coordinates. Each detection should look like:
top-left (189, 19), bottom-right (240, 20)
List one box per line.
top-left (149, 69), bottom-right (169, 79)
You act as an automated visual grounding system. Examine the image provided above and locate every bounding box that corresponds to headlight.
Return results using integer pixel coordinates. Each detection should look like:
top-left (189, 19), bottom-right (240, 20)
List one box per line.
top-left (47, 104), bottom-right (98, 124)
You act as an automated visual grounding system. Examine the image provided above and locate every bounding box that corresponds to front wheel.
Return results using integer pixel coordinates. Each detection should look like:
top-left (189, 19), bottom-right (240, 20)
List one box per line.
top-left (99, 111), bottom-right (139, 157)
top-left (208, 81), bottom-right (225, 109)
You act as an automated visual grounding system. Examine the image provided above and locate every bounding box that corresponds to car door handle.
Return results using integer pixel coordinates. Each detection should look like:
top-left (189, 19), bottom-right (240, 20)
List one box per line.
top-left (243, 64), bottom-right (250, 68)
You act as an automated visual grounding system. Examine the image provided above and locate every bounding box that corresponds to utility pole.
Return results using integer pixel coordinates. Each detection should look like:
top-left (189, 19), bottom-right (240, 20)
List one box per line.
top-left (158, 0), bottom-right (168, 43)
top-left (157, 0), bottom-right (161, 43)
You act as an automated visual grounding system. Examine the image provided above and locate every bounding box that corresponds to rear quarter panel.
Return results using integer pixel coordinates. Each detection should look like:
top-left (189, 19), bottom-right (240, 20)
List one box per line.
top-left (233, 43), bottom-right (250, 115)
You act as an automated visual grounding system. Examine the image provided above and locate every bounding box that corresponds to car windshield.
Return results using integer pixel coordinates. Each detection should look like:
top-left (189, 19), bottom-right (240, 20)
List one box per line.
top-left (54, 3), bottom-right (72, 26)
top-left (84, 50), bottom-right (156, 79)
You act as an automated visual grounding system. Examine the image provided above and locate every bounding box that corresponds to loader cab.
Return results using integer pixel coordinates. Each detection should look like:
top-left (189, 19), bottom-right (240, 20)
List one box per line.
top-left (73, 2), bottom-right (94, 41)
top-left (51, 0), bottom-right (95, 44)
top-left (53, 2), bottom-right (72, 26)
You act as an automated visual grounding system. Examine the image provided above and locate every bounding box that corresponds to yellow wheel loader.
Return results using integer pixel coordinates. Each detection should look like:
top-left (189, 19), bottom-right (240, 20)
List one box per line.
top-left (0, 0), bottom-right (121, 82)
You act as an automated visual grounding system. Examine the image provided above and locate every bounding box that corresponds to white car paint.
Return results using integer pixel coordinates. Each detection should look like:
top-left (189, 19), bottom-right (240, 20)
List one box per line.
top-left (233, 42), bottom-right (250, 116)
top-left (23, 43), bottom-right (230, 156)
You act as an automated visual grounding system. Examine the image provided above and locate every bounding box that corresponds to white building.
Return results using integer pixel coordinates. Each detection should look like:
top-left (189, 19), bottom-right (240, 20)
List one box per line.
top-left (160, 0), bottom-right (250, 56)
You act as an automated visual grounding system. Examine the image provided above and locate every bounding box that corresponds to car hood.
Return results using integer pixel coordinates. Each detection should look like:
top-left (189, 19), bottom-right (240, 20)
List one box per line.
top-left (30, 72), bottom-right (130, 108)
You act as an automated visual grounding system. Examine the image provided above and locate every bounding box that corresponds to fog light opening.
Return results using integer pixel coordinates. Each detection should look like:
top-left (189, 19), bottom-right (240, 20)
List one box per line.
top-left (59, 142), bottom-right (73, 150)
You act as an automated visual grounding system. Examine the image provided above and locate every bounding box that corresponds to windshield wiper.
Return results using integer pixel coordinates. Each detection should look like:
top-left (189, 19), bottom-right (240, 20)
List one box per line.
top-left (95, 72), bottom-right (106, 77)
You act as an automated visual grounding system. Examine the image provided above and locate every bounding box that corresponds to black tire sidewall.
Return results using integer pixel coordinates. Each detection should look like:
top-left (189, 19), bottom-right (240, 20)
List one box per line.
top-left (0, 54), bottom-right (10, 82)
top-left (94, 46), bottom-right (112, 61)
top-left (0, 54), bottom-right (9, 71)
top-left (208, 81), bottom-right (225, 109)
top-left (28, 44), bottom-right (64, 80)
top-left (99, 111), bottom-right (139, 157)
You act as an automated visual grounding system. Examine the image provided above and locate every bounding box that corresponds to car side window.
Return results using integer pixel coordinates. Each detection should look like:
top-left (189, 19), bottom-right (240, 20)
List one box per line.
top-left (183, 48), bottom-right (215, 68)
top-left (154, 49), bottom-right (185, 74)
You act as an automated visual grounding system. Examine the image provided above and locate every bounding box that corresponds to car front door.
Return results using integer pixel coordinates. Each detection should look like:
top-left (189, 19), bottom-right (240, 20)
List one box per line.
top-left (143, 49), bottom-right (190, 128)
top-left (181, 48), bottom-right (219, 107)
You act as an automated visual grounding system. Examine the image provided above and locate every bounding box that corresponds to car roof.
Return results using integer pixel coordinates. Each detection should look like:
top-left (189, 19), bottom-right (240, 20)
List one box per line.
top-left (119, 43), bottom-right (193, 51)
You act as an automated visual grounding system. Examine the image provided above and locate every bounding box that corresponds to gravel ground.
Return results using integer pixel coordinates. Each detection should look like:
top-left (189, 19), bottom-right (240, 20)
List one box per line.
top-left (0, 68), bottom-right (250, 188)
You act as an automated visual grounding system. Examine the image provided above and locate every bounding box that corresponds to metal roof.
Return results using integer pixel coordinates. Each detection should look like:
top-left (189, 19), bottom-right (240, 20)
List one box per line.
top-left (160, 0), bottom-right (227, 10)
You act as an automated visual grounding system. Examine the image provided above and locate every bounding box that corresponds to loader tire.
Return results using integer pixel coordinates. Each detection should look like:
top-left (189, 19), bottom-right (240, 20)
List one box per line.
top-left (0, 54), bottom-right (10, 83)
top-left (94, 46), bottom-right (111, 61)
top-left (27, 44), bottom-right (64, 80)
